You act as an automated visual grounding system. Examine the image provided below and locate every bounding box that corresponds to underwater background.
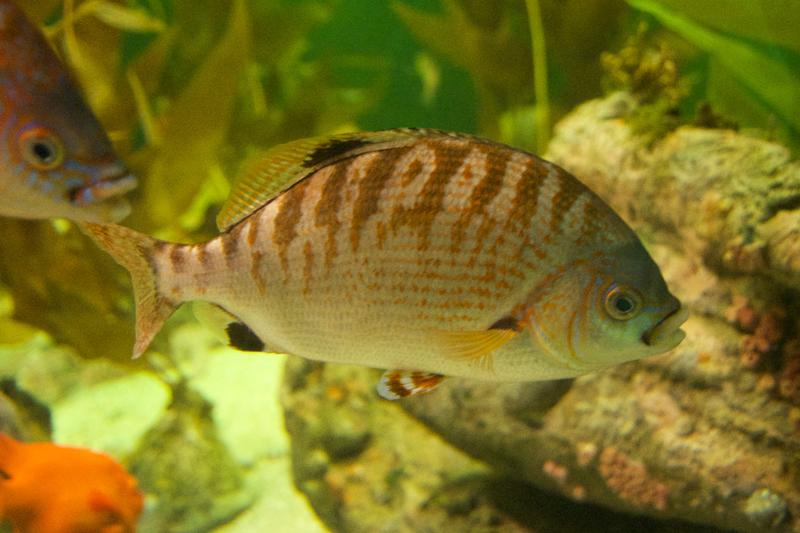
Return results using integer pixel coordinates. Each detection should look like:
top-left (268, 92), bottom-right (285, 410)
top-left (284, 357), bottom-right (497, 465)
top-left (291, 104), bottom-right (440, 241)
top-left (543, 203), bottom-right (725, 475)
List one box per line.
top-left (1, 0), bottom-right (799, 531)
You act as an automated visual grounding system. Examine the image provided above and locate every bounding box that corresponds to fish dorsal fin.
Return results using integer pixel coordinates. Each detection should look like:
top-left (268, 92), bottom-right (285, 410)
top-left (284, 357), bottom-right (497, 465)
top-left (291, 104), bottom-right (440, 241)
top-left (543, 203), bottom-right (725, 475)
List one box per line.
top-left (377, 370), bottom-right (445, 400)
top-left (216, 128), bottom-right (449, 231)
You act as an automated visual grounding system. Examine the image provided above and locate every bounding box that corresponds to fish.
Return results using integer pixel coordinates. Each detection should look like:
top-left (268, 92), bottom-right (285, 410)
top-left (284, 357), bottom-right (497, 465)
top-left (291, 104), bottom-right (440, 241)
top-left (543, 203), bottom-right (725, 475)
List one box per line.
top-left (0, 0), bottom-right (136, 222)
top-left (81, 128), bottom-right (688, 400)
top-left (0, 433), bottom-right (143, 533)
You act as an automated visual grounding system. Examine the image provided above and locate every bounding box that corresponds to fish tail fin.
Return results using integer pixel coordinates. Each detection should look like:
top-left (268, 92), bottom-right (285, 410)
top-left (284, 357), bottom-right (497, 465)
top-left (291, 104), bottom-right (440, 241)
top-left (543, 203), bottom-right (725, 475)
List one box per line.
top-left (80, 223), bottom-right (179, 358)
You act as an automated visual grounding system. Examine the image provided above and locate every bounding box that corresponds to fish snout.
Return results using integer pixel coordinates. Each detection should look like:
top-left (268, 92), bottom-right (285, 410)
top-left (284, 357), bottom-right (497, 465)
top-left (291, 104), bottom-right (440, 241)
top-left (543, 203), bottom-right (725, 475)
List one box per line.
top-left (69, 162), bottom-right (138, 206)
top-left (642, 301), bottom-right (689, 348)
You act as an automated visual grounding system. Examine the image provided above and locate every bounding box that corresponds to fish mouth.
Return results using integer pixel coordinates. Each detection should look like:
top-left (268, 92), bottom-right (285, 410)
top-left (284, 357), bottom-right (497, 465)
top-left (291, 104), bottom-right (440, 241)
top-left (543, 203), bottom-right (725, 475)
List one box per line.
top-left (642, 305), bottom-right (689, 348)
top-left (69, 164), bottom-right (138, 206)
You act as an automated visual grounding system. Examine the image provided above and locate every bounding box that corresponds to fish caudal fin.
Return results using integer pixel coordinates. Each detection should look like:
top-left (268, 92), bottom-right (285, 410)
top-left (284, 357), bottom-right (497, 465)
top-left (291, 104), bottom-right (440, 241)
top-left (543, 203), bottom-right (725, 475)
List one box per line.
top-left (377, 370), bottom-right (445, 400)
top-left (80, 223), bottom-right (178, 358)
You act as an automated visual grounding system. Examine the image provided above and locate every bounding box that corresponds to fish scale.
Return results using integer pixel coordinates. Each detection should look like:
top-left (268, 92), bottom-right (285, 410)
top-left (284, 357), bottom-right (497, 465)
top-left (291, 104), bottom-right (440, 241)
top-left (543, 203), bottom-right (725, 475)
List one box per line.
top-left (83, 128), bottom-right (687, 398)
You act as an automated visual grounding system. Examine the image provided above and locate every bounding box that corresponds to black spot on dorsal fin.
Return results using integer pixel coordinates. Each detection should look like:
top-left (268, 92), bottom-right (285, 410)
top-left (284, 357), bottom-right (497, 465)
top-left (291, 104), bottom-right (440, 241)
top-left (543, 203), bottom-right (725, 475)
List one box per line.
top-left (226, 322), bottom-right (265, 352)
top-left (303, 138), bottom-right (371, 168)
top-left (0, 468), bottom-right (10, 480)
top-left (489, 316), bottom-right (522, 332)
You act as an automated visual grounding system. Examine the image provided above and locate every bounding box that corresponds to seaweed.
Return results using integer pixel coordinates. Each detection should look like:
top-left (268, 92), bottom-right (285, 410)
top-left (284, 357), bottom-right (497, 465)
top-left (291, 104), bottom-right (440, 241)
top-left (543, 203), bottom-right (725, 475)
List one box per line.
top-left (626, 0), bottom-right (800, 148)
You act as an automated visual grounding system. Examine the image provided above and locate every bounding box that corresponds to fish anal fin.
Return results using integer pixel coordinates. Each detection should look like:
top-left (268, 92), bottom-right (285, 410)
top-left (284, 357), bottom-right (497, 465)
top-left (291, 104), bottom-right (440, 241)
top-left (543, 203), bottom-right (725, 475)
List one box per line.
top-left (225, 322), bottom-right (265, 352)
top-left (216, 128), bottom-right (446, 231)
top-left (192, 302), bottom-right (266, 352)
top-left (377, 370), bottom-right (445, 400)
top-left (433, 328), bottom-right (517, 371)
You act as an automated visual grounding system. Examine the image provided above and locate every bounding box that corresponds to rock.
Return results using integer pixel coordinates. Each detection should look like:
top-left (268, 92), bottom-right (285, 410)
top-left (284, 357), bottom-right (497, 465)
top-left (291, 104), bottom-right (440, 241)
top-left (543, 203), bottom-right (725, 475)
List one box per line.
top-left (168, 322), bottom-right (290, 465)
top-left (282, 359), bottom-right (722, 533)
top-left (745, 489), bottom-right (788, 529)
top-left (130, 384), bottom-right (255, 533)
top-left (52, 371), bottom-right (170, 459)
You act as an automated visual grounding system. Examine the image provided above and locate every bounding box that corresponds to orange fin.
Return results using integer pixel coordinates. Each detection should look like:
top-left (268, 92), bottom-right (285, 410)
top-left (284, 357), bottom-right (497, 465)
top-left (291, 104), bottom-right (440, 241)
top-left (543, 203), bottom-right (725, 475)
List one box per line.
top-left (432, 329), bottom-right (517, 370)
top-left (80, 223), bottom-right (179, 358)
top-left (377, 370), bottom-right (445, 400)
top-left (0, 433), bottom-right (18, 480)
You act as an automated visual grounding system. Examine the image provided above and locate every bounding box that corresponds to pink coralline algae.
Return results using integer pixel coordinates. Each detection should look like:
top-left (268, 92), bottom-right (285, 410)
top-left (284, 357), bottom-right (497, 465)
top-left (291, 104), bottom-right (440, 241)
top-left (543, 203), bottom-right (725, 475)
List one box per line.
top-left (735, 307), bottom-right (787, 369)
top-left (542, 460), bottom-right (568, 485)
top-left (598, 447), bottom-right (669, 511)
top-left (779, 340), bottom-right (800, 401)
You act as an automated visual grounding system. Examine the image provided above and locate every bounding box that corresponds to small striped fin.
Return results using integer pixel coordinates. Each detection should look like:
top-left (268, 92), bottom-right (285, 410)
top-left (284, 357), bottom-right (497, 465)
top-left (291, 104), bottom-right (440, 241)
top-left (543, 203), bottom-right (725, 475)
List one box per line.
top-left (216, 128), bottom-right (453, 230)
top-left (377, 370), bottom-right (445, 400)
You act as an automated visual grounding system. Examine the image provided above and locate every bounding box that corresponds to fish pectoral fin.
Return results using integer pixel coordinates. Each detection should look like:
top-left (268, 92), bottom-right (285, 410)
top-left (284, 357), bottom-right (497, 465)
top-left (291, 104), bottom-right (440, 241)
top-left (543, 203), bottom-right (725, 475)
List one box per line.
top-left (216, 129), bottom-right (445, 230)
top-left (377, 370), bottom-right (445, 400)
top-left (192, 302), bottom-right (266, 352)
top-left (432, 328), bottom-right (517, 370)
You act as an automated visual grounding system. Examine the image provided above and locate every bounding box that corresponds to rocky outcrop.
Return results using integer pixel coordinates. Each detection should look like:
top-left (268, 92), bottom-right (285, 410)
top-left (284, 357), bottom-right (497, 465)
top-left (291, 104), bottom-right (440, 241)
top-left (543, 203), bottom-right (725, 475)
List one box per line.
top-left (282, 359), bottom-right (729, 533)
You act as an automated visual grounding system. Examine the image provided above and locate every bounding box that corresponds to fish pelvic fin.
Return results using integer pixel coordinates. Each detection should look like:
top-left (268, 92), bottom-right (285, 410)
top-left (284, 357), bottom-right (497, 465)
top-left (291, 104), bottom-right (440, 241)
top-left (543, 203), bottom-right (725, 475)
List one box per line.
top-left (80, 223), bottom-right (178, 359)
top-left (377, 370), bottom-right (445, 400)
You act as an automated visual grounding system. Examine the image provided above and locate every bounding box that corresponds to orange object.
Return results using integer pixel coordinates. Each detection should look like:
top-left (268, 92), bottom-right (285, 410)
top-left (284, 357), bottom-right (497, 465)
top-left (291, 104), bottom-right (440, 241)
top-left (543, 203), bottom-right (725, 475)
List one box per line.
top-left (0, 433), bottom-right (143, 533)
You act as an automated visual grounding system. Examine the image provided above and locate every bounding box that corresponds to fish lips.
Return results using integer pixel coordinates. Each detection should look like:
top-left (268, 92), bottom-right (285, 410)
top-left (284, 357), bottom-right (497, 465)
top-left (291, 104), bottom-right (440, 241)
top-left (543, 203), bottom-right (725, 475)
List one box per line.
top-left (69, 164), bottom-right (138, 206)
top-left (642, 305), bottom-right (689, 349)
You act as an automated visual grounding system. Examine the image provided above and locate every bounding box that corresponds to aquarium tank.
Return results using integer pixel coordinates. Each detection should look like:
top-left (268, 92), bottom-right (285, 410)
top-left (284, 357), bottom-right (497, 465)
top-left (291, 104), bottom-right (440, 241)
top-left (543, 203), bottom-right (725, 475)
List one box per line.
top-left (0, 0), bottom-right (798, 532)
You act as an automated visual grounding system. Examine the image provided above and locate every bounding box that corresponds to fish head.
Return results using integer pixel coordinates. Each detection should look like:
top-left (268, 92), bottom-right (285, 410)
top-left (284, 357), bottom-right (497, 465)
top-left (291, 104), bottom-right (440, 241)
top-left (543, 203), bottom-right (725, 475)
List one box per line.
top-left (0, 1), bottom-right (137, 222)
top-left (522, 241), bottom-right (687, 374)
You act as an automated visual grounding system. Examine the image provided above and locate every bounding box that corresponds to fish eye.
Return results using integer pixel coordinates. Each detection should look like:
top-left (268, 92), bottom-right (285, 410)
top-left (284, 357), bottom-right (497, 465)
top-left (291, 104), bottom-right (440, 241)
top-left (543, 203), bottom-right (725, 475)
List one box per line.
top-left (604, 285), bottom-right (643, 320)
top-left (19, 128), bottom-right (64, 170)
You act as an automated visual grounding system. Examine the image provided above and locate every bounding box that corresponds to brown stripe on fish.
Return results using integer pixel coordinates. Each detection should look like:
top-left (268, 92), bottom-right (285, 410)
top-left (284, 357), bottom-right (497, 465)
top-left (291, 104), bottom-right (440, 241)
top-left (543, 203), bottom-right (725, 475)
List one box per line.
top-left (504, 156), bottom-right (548, 239)
top-left (190, 243), bottom-right (211, 269)
top-left (167, 244), bottom-right (186, 274)
top-left (400, 158), bottom-right (423, 187)
top-left (548, 166), bottom-right (586, 235)
top-left (453, 145), bottom-right (511, 252)
top-left (221, 223), bottom-right (245, 268)
top-left (314, 160), bottom-right (352, 269)
top-left (250, 249), bottom-right (267, 294)
top-left (350, 147), bottom-right (412, 253)
top-left (273, 177), bottom-right (311, 276)
top-left (246, 213), bottom-right (260, 246)
top-left (390, 142), bottom-right (472, 250)
top-left (302, 241), bottom-right (314, 295)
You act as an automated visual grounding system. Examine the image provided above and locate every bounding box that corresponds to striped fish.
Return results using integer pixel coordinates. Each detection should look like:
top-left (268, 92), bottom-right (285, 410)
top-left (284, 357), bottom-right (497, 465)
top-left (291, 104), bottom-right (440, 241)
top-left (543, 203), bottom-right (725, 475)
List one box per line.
top-left (0, 0), bottom-right (136, 222)
top-left (83, 129), bottom-right (687, 399)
